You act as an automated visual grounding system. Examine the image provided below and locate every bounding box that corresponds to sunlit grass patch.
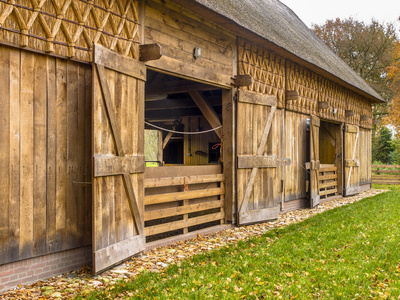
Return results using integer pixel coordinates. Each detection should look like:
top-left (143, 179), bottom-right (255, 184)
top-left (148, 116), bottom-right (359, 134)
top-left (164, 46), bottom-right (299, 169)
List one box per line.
top-left (78, 188), bottom-right (400, 299)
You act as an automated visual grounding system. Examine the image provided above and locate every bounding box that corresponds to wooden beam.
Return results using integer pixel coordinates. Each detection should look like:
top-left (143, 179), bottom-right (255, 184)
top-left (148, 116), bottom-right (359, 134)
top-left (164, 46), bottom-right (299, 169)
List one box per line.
top-left (238, 207), bottom-right (279, 225)
top-left (139, 43), bottom-right (162, 61)
top-left (145, 81), bottom-right (218, 97)
top-left (318, 101), bottom-right (329, 110)
top-left (373, 119), bottom-right (381, 125)
top-left (233, 74), bottom-right (253, 87)
top-left (188, 90), bottom-right (222, 138)
top-left (345, 159), bottom-right (360, 167)
top-left (345, 110), bottom-right (355, 118)
top-left (285, 90), bottom-right (299, 101)
top-left (237, 89), bottom-right (277, 106)
top-left (237, 155), bottom-right (278, 169)
top-left (94, 44), bottom-right (146, 81)
top-left (162, 132), bottom-right (173, 149)
top-left (360, 115), bottom-right (371, 122)
top-left (94, 156), bottom-right (145, 177)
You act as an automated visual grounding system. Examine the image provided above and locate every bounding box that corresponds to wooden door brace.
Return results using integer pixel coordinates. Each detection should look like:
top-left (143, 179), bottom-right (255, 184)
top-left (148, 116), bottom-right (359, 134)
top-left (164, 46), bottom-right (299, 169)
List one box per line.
top-left (95, 64), bottom-right (144, 235)
top-left (346, 129), bottom-right (359, 190)
top-left (239, 105), bottom-right (276, 213)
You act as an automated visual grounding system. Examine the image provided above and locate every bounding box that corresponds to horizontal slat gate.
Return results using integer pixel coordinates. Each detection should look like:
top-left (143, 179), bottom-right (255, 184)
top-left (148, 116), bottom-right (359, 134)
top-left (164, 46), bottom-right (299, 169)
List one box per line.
top-left (144, 166), bottom-right (224, 240)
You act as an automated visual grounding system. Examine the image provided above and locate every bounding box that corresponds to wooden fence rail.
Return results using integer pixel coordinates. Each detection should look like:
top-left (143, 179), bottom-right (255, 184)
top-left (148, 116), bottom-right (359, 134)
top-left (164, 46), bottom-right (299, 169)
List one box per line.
top-left (372, 165), bottom-right (400, 185)
top-left (319, 164), bottom-right (338, 199)
top-left (144, 165), bottom-right (225, 241)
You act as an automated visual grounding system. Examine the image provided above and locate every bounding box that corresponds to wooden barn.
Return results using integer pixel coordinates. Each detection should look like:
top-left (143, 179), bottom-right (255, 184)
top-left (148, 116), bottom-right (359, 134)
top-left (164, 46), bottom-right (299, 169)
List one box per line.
top-left (0, 0), bottom-right (383, 291)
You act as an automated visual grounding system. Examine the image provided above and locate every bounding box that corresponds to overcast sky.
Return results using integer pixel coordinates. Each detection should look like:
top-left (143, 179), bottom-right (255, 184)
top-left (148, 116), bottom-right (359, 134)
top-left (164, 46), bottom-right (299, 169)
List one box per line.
top-left (279, 0), bottom-right (400, 28)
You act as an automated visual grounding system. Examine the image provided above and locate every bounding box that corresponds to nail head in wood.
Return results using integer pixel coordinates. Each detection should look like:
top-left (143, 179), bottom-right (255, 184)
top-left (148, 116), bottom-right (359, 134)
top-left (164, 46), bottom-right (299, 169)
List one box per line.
top-left (139, 43), bottom-right (162, 61)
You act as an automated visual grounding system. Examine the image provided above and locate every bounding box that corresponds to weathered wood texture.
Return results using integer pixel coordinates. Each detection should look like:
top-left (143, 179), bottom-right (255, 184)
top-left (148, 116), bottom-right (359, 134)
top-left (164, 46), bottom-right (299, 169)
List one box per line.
top-left (359, 128), bottom-right (372, 185)
top-left (0, 45), bottom-right (92, 265)
top-left (0, 0), bottom-right (140, 62)
top-left (319, 164), bottom-right (338, 199)
top-left (143, 0), bottom-right (234, 87)
top-left (236, 90), bottom-right (283, 225)
top-left (144, 166), bottom-right (224, 238)
top-left (284, 111), bottom-right (308, 201)
top-left (182, 117), bottom-right (220, 165)
top-left (92, 45), bottom-right (145, 273)
top-left (238, 38), bottom-right (286, 108)
top-left (344, 125), bottom-right (360, 196)
top-left (372, 165), bottom-right (400, 185)
top-left (309, 115), bottom-right (320, 207)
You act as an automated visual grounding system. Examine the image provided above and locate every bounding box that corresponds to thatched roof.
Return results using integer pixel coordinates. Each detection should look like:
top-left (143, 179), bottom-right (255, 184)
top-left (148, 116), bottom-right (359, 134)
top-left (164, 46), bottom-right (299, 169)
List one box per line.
top-left (177, 0), bottom-right (384, 102)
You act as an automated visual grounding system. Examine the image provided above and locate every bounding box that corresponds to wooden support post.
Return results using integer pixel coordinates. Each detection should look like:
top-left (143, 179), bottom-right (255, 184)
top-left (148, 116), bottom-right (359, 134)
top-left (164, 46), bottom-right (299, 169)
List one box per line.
top-left (163, 132), bottom-right (173, 149)
top-left (188, 90), bottom-right (222, 139)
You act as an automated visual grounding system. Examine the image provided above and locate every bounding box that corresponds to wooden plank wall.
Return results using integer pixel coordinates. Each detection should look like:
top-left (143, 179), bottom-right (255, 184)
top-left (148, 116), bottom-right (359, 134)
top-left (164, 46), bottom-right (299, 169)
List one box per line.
top-left (144, 0), bottom-right (235, 87)
top-left (0, 45), bottom-right (92, 265)
top-left (359, 128), bottom-right (372, 185)
top-left (284, 111), bottom-right (308, 201)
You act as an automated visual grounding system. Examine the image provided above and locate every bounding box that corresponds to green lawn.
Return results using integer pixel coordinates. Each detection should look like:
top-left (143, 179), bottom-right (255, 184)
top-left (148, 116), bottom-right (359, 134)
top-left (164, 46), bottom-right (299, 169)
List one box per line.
top-left (78, 186), bottom-right (400, 299)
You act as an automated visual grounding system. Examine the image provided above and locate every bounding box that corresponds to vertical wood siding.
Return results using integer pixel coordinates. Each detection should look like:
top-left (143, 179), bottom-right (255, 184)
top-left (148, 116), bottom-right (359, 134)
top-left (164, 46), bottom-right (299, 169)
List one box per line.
top-left (359, 128), bottom-right (372, 185)
top-left (0, 45), bottom-right (92, 265)
top-left (284, 111), bottom-right (308, 201)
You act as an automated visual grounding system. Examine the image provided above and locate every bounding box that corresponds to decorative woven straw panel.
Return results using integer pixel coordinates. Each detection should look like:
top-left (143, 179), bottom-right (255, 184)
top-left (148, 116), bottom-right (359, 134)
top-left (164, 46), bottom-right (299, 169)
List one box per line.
top-left (0, 0), bottom-right (140, 62)
top-left (238, 38), bottom-right (285, 108)
top-left (286, 61), bottom-right (318, 115)
top-left (319, 77), bottom-right (347, 122)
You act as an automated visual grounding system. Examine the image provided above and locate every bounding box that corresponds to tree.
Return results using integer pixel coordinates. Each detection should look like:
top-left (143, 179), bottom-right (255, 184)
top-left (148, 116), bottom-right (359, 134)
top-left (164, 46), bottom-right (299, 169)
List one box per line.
top-left (312, 18), bottom-right (398, 103)
top-left (372, 126), bottom-right (394, 164)
top-left (383, 40), bottom-right (400, 136)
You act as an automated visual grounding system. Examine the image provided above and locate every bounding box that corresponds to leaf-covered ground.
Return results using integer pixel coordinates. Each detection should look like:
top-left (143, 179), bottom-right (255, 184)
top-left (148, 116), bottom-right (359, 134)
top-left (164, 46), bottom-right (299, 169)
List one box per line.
top-left (0, 188), bottom-right (391, 299)
top-left (77, 187), bottom-right (400, 299)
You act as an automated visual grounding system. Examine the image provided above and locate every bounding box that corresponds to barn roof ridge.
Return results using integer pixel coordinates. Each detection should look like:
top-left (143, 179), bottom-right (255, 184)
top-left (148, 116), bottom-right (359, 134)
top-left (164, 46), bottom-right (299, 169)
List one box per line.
top-left (175, 0), bottom-right (384, 102)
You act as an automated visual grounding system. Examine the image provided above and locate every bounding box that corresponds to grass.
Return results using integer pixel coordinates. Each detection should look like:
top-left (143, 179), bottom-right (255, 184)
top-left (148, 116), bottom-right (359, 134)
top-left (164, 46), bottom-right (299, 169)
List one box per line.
top-left (78, 187), bottom-right (400, 299)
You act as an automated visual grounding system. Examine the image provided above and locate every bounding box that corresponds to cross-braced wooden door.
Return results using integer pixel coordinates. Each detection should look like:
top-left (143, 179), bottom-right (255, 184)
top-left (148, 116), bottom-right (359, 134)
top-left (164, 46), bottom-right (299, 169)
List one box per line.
top-left (344, 124), bottom-right (360, 196)
top-left (92, 45), bottom-right (146, 273)
top-left (307, 115), bottom-right (321, 207)
top-left (236, 90), bottom-right (284, 225)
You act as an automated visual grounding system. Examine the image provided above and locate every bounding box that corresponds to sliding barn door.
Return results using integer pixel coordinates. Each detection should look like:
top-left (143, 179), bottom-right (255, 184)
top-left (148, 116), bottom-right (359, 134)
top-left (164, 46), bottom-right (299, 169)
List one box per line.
top-left (308, 115), bottom-right (320, 207)
top-left (92, 45), bottom-right (146, 273)
top-left (344, 125), bottom-right (360, 196)
top-left (236, 90), bottom-right (282, 225)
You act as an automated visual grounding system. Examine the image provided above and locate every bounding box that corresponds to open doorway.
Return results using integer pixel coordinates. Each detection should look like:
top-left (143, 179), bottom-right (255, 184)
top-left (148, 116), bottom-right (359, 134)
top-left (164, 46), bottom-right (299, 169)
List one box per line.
top-left (143, 70), bottom-right (226, 243)
top-left (319, 121), bottom-right (342, 199)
